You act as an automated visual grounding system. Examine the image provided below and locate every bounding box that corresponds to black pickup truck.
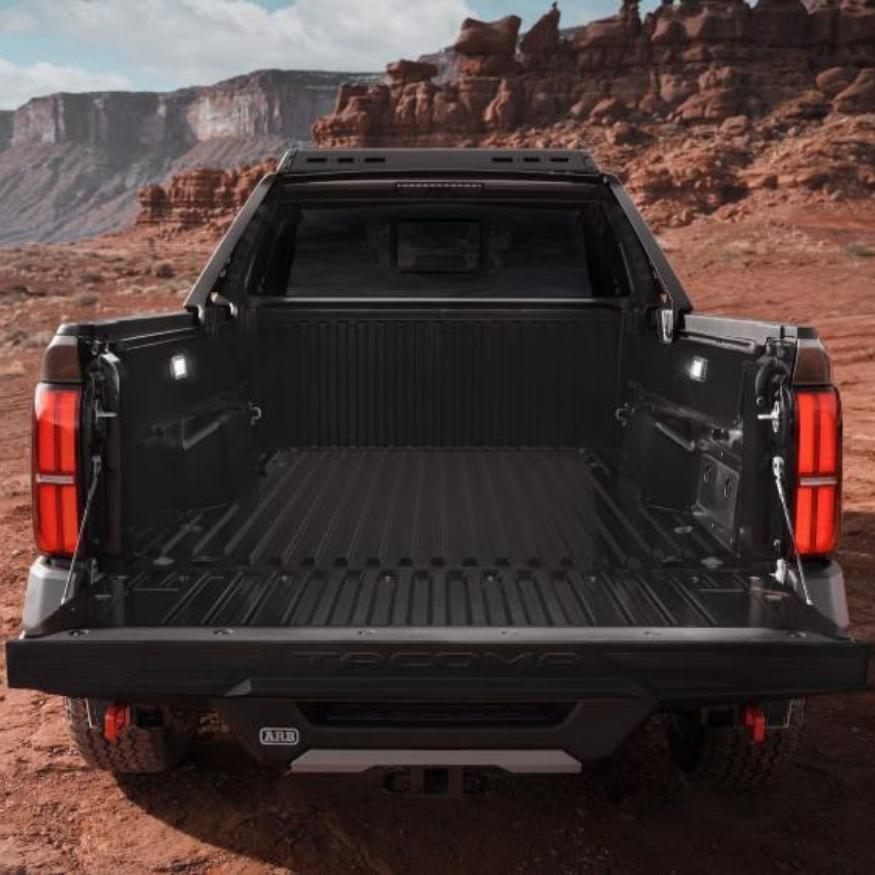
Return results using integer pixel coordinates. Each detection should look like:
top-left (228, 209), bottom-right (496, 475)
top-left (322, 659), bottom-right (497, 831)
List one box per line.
top-left (6, 149), bottom-right (869, 791)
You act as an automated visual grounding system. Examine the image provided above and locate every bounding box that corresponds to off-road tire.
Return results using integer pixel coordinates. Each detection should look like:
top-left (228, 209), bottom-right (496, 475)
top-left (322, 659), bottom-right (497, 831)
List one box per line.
top-left (587, 716), bottom-right (685, 804)
top-left (666, 701), bottom-right (804, 794)
top-left (65, 698), bottom-right (199, 774)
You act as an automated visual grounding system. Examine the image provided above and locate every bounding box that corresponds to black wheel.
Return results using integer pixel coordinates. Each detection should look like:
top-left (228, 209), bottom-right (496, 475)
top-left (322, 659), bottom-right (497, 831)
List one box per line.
top-left (667, 701), bottom-right (804, 793)
top-left (65, 698), bottom-right (199, 774)
top-left (587, 715), bottom-right (685, 804)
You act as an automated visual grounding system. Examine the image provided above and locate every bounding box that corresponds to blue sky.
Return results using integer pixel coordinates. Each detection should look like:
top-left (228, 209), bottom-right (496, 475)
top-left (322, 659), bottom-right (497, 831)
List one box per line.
top-left (0, 0), bottom-right (658, 110)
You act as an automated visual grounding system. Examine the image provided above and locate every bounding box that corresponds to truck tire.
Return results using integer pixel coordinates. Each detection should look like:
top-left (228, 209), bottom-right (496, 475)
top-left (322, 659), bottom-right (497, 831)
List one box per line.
top-left (587, 716), bottom-right (685, 804)
top-left (65, 698), bottom-right (198, 774)
top-left (666, 701), bottom-right (804, 793)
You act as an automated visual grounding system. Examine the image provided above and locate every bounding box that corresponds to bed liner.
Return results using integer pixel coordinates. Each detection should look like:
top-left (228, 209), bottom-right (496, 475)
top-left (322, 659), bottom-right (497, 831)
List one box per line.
top-left (70, 448), bottom-right (835, 633)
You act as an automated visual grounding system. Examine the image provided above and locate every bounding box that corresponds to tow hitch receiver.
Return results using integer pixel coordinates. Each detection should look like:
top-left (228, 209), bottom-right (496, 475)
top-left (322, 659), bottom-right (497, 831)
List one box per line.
top-left (103, 704), bottom-right (131, 743)
top-left (743, 706), bottom-right (767, 744)
top-left (384, 767), bottom-right (488, 797)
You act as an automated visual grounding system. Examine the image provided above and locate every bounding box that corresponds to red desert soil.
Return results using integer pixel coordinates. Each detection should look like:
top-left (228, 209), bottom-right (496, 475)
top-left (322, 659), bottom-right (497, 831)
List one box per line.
top-left (0, 202), bottom-right (873, 874)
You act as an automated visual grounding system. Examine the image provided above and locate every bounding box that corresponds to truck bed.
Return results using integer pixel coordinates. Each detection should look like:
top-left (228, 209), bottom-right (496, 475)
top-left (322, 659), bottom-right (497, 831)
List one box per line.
top-left (8, 154), bottom-right (870, 758)
top-left (18, 447), bottom-right (862, 709)
top-left (96, 448), bottom-right (825, 633)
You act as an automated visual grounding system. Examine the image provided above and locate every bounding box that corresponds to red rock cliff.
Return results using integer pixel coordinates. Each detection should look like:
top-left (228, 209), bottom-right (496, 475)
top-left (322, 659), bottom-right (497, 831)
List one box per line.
top-left (312, 0), bottom-right (875, 146)
top-left (136, 159), bottom-right (277, 236)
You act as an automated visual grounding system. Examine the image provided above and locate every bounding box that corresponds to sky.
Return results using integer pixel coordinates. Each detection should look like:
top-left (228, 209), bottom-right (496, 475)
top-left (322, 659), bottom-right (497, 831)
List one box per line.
top-left (0, 0), bottom-right (659, 111)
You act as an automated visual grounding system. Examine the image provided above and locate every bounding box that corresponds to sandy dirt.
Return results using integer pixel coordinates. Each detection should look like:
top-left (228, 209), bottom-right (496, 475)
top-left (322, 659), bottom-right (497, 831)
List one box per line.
top-left (0, 203), bottom-right (873, 874)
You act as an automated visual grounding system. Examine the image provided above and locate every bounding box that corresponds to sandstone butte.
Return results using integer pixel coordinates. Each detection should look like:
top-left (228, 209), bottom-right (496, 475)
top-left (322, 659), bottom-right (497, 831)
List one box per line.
top-left (137, 0), bottom-right (875, 235)
top-left (137, 160), bottom-right (277, 235)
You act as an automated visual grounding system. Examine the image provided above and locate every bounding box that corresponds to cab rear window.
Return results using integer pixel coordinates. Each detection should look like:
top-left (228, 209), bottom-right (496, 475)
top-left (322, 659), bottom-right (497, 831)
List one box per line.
top-left (245, 201), bottom-right (636, 299)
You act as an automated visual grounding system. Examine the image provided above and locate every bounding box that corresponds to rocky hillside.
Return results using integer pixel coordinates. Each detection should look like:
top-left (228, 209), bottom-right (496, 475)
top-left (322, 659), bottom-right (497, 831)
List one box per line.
top-left (136, 0), bottom-right (875, 238)
top-left (0, 111), bottom-right (11, 150)
top-left (132, 109), bottom-right (875, 237)
top-left (313, 0), bottom-right (875, 145)
top-left (136, 159), bottom-right (278, 239)
top-left (0, 69), bottom-right (375, 246)
top-left (291, 0), bottom-right (871, 228)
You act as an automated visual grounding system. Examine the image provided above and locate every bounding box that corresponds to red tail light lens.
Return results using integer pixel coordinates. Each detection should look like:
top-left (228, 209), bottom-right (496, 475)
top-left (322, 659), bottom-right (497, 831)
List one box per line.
top-left (794, 388), bottom-right (841, 556)
top-left (32, 384), bottom-right (81, 555)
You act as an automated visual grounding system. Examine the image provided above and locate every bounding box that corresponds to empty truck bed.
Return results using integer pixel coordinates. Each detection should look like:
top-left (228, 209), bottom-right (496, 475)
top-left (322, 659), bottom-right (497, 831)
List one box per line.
top-left (9, 160), bottom-right (869, 723)
top-left (88, 448), bottom-right (829, 634)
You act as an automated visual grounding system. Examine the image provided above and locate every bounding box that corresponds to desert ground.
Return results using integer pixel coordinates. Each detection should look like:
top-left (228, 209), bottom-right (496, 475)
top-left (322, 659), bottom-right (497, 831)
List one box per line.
top-left (0, 201), bottom-right (873, 874)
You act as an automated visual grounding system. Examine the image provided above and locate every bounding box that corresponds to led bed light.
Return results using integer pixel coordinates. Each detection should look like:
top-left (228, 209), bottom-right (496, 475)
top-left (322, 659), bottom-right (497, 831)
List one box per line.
top-left (689, 356), bottom-right (708, 382)
top-left (170, 354), bottom-right (188, 381)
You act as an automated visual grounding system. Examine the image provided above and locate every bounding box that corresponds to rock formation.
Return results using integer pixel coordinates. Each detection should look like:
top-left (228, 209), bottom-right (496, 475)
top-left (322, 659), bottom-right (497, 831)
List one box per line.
top-left (520, 3), bottom-right (562, 55)
top-left (312, 0), bottom-right (875, 146)
top-left (0, 111), bottom-right (12, 151)
top-left (8, 70), bottom-right (374, 151)
top-left (136, 159), bottom-right (277, 236)
top-left (121, 0), bottom-right (875, 237)
top-left (0, 69), bottom-right (377, 245)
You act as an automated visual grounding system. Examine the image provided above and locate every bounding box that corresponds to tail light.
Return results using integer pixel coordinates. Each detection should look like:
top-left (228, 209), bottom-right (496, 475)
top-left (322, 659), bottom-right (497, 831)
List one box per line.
top-left (32, 383), bottom-right (81, 555)
top-left (794, 387), bottom-right (841, 556)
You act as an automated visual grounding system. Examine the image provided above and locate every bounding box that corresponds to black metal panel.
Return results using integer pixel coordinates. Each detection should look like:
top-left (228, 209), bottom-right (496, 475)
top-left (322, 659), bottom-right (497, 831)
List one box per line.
top-left (281, 148), bottom-right (599, 176)
top-left (215, 698), bottom-right (653, 766)
top-left (6, 627), bottom-right (869, 704)
top-left (255, 309), bottom-right (620, 447)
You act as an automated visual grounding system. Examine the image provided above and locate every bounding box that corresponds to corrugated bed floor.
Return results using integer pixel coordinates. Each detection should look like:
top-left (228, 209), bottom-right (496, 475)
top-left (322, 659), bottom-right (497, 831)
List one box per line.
top-left (147, 448), bottom-right (719, 569)
top-left (114, 449), bottom-right (807, 629)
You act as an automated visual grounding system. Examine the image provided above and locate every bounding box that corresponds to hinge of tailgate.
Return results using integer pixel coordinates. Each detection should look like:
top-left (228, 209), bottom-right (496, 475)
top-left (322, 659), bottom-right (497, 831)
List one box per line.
top-left (92, 349), bottom-right (121, 425)
top-left (757, 398), bottom-right (783, 434)
top-left (656, 298), bottom-right (675, 344)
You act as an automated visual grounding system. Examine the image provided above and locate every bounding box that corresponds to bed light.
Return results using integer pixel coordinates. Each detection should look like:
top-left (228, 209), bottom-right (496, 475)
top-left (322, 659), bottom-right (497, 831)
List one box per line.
top-left (689, 356), bottom-right (708, 382)
top-left (170, 354), bottom-right (188, 381)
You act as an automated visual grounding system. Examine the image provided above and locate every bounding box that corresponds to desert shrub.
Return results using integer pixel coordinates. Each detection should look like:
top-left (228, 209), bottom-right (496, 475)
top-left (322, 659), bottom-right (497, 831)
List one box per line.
top-left (847, 242), bottom-right (875, 258)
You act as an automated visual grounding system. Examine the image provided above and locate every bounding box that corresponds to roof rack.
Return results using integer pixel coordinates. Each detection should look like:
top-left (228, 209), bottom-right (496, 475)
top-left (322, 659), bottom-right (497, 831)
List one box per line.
top-left (278, 148), bottom-right (599, 176)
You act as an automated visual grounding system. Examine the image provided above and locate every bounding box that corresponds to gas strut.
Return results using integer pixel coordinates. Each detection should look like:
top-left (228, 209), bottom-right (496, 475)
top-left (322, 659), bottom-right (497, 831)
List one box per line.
top-left (771, 455), bottom-right (812, 605)
top-left (61, 455), bottom-right (103, 605)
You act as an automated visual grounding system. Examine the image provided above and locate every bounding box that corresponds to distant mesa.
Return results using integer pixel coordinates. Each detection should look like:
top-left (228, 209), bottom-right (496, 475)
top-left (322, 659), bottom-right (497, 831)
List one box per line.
top-left (0, 69), bottom-right (377, 245)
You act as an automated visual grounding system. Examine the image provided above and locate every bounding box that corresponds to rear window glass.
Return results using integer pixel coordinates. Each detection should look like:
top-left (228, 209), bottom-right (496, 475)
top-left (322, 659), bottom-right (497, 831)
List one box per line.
top-left (245, 202), bottom-right (636, 299)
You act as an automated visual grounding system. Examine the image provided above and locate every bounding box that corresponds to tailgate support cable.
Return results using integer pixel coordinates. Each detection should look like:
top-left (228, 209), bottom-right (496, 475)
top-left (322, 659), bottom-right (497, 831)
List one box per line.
top-left (771, 456), bottom-right (811, 605)
top-left (61, 455), bottom-right (103, 605)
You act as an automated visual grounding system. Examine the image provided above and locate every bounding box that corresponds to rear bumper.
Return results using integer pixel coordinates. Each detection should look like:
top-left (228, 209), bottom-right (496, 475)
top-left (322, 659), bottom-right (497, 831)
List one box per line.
top-left (6, 625), bottom-right (869, 705)
top-left (8, 626), bottom-right (868, 769)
